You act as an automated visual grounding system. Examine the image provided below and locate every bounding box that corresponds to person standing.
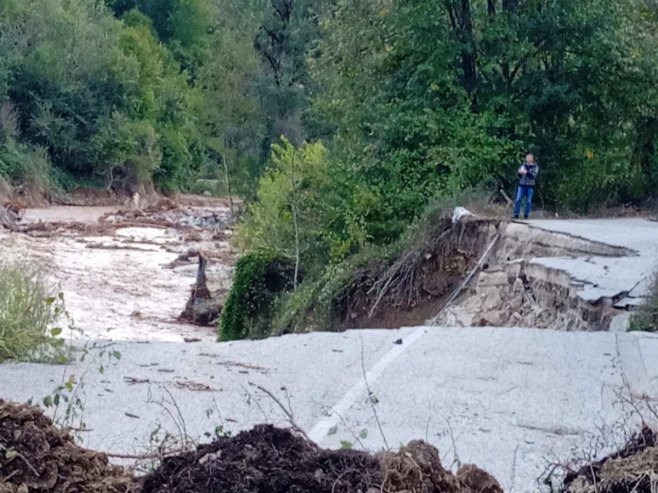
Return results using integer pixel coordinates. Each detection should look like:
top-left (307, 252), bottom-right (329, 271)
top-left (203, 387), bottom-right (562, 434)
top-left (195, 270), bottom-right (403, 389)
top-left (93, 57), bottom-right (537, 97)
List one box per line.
top-left (513, 153), bottom-right (539, 219)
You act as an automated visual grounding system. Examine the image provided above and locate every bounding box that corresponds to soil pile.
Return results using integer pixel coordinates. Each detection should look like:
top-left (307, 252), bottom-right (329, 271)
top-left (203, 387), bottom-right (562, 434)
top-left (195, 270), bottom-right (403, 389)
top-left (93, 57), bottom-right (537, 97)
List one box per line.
top-left (0, 401), bottom-right (136, 493)
top-left (142, 425), bottom-right (502, 493)
top-left (561, 425), bottom-right (658, 493)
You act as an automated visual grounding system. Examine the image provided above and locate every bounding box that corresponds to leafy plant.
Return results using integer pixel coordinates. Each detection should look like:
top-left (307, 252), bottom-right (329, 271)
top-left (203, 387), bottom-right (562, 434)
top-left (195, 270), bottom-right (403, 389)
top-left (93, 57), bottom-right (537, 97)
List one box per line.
top-left (0, 261), bottom-right (69, 362)
top-left (218, 253), bottom-right (295, 341)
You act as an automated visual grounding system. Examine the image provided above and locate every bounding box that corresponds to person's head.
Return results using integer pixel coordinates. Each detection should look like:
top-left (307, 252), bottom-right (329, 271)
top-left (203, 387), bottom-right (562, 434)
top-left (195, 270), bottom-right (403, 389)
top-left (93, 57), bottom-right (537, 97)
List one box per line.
top-left (525, 153), bottom-right (535, 164)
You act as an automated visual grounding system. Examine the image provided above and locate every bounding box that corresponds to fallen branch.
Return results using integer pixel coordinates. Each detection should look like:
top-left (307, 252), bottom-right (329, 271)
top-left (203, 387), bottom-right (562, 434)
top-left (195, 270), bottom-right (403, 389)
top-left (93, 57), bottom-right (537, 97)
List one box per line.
top-left (360, 340), bottom-right (389, 450)
top-left (247, 382), bottom-right (311, 442)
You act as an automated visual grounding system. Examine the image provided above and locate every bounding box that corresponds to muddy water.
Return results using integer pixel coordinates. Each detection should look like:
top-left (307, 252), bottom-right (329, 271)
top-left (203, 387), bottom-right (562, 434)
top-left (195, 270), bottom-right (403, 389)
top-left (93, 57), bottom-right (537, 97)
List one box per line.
top-left (0, 204), bottom-right (237, 342)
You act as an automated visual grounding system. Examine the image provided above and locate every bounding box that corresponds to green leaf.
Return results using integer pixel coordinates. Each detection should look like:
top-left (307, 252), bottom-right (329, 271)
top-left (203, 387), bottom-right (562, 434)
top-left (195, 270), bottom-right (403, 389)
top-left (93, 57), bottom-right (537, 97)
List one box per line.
top-left (51, 328), bottom-right (62, 337)
top-left (42, 396), bottom-right (53, 407)
top-left (359, 429), bottom-right (368, 439)
top-left (112, 351), bottom-right (122, 360)
top-left (340, 440), bottom-right (353, 450)
top-left (327, 425), bottom-right (338, 436)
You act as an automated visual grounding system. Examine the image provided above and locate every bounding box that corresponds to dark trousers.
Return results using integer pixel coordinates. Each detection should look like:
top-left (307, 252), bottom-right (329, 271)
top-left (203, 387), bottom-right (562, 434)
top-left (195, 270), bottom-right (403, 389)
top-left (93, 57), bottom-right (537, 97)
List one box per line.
top-left (513, 185), bottom-right (534, 218)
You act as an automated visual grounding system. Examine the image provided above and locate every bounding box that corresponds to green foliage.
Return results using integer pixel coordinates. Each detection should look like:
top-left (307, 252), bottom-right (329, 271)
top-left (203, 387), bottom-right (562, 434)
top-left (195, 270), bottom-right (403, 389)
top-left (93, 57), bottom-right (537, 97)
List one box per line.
top-left (219, 253), bottom-right (295, 341)
top-left (0, 0), bottom-right (210, 193)
top-left (630, 274), bottom-right (658, 333)
top-left (0, 136), bottom-right (52, 195)
top-left (313, 0), bottom-right (658, 214)
top-left (0, 261), bottom-right (68, 362)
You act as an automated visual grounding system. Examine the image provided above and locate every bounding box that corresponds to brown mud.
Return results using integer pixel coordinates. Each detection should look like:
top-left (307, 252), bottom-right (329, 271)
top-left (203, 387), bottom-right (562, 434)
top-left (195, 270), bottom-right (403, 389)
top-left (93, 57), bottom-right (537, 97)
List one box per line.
top-left (343, 218), bottom-right (499, 329)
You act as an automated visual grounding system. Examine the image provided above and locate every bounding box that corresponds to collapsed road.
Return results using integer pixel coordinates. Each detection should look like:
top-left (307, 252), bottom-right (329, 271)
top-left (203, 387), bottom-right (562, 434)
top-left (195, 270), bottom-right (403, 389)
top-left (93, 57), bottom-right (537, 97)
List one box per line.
top-left (1, 208), bottom-right (658, 492)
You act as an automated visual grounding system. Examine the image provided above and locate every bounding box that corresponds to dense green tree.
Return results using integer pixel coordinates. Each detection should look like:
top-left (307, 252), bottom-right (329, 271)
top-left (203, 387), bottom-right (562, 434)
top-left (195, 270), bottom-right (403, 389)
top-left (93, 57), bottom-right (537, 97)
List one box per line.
top-left (105, 0), bottom-right (217, 72)
top-left (314, 0), bottom-right (658, 217)
top-left (0, 0), bottom-right (207, 191)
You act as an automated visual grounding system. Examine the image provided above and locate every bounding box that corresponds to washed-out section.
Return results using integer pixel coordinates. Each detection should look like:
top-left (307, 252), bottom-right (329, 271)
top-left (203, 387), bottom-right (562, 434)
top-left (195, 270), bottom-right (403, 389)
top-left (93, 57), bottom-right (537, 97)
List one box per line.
top-left (436, 218), bottom-right (657, 332)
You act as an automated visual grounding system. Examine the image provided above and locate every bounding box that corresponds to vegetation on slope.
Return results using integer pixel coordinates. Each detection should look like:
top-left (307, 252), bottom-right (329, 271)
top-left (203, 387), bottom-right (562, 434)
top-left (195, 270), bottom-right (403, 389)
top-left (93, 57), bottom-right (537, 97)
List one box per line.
top-left (222, 0), bottom-right (658, 338)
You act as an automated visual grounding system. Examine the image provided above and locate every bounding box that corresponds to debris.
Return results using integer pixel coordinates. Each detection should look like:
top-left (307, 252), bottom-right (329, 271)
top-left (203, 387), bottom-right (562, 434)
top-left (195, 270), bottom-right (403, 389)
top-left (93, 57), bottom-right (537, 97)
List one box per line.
top-left (0, 401), bottom-right (136, 493)
top-left (560, 425), bottom-right (658, 493)
top-left (172, 379), bottom-right (213, 392)
top-left (141, 425), bottom-right (502, 493)
top-left (183, 337), bottom-right (202, 343)
top-left (123, 377), bottom-right (150, 385)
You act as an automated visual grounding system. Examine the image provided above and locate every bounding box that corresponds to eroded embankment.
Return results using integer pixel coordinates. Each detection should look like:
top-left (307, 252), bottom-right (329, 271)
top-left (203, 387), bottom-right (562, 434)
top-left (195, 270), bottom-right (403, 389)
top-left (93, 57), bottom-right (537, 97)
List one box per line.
top-left (347, 215), bottom-right (637, 332)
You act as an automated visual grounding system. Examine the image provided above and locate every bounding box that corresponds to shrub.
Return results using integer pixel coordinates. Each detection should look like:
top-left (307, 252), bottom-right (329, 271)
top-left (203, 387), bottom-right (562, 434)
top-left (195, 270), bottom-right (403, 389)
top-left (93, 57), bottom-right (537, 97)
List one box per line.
top-left (630, 274), bottom-right (658, 332)
top-left (218, 253), bottom-right (295, 342)
top-left (0, 261), bottom-right (67, 362)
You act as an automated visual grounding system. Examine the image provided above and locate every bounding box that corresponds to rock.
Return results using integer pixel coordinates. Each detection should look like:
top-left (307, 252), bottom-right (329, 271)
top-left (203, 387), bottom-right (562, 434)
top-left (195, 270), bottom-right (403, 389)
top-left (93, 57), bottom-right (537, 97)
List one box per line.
top-left (452, 207), bottom-right (473, 223)
top-left (480, 291), bottom-right (503, 312)
top-left (476, 271), bottom-right (510, 289)
top-left (182, 299), bottom-right (222, 326)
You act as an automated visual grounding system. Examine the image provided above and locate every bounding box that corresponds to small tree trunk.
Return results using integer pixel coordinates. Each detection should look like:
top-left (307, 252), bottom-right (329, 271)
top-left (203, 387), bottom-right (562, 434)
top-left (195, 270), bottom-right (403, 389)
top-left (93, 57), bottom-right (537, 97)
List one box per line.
top-left (222, 154), bottom-right (235, 217)
top-left (194, 252), bottom-right (211, 300)
top-left (289, 151), bottom-right (301, 290)
top-left (0, 205), bottom-right (19, 230)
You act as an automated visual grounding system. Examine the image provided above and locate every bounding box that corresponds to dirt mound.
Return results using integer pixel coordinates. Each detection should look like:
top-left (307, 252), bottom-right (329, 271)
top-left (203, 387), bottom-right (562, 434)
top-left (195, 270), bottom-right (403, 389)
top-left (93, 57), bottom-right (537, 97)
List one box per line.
top-left (561, 425), bottom-right (658, 493)
top-left (0, 401), bottom-right (136, 493)
top-left (142, 425), bottom-right (502, 493)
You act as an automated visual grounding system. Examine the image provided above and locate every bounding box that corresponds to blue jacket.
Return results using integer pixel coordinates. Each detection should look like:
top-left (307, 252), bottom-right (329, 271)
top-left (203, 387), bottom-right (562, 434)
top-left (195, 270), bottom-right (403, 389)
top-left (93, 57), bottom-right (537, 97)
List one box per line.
top-left (518, 163), bottom-right (539, 187)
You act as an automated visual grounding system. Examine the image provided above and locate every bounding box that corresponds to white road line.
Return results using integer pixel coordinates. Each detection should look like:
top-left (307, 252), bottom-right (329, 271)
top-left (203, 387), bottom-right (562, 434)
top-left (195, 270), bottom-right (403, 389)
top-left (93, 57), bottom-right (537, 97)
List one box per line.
top-left (308, 326), bottom-right (428, 443)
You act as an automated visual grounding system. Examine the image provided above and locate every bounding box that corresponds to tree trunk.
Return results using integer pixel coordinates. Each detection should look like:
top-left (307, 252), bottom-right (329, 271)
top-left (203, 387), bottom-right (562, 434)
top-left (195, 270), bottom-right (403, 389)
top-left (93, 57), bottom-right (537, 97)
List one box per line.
top-left (289, 151), bottom-right (301, 290)
top-left (180, 252), bottom-right (222, 326)
top-left (459, 0), bottom-right (477, 108)
top-left (0, 205), bottom-right (19, 230)
top-left (222, 154), bottom-right (235, 217)
top-left (502, 0), bottom-right (518, 14)
top-left (444, 0), bottom-right (478, 110)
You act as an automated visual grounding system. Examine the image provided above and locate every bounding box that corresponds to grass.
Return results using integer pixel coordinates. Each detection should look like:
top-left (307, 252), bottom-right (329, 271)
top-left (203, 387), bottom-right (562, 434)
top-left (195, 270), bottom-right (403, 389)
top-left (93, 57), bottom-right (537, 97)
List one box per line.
top-left (630, 274), bottom-right (658, 332)
top-left (0, 261), bottom-right (68, 362)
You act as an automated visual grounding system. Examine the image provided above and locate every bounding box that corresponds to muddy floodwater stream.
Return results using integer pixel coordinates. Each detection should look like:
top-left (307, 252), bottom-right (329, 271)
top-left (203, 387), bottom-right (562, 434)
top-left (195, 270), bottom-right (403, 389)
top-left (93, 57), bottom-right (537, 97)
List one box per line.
top-left (0, 198), bottom-right (237, 342)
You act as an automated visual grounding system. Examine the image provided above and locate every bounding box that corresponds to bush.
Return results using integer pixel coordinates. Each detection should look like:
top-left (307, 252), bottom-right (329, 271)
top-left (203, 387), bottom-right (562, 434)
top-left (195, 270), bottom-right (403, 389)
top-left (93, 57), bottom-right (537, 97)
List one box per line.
top-left (0, 261), bottom-right (67, 362)
top-left (218, 253), bottom-right (295, 342)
